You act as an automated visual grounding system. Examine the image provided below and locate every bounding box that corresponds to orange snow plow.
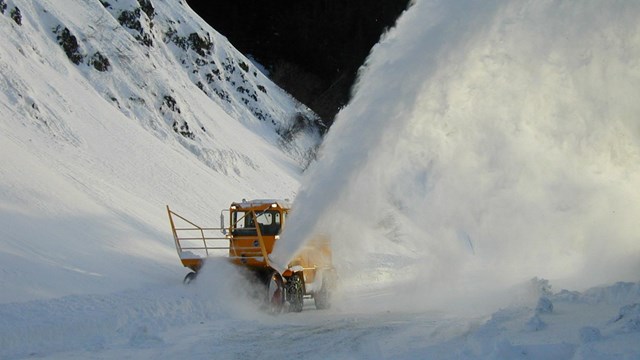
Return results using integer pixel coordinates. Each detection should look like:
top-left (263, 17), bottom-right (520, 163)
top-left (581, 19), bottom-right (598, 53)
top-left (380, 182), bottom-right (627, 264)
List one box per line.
top-left (167, 199), bottom-right (336, 312)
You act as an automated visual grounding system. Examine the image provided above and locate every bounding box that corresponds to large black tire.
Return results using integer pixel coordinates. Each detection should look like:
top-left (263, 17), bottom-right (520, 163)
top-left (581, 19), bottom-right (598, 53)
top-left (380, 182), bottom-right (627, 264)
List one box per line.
top-left (286, 273), bottom-right (304, 313)
top-left (266, 271), bottom-right (285, 314)
top-left (314, 278), bottom-right (332, 310)
top-left (183, 271), bottom-right (197, 284)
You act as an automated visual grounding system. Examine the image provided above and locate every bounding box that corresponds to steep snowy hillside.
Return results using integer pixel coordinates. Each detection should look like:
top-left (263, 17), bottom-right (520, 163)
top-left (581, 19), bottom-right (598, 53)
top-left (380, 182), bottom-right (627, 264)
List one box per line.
top-left (0, 0), bottom-right (321, 303)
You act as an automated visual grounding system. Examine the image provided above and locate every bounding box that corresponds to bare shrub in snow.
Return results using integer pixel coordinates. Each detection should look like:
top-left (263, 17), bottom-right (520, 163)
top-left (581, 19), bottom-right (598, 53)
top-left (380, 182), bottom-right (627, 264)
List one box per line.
top-left (139, 0), bottom-right (155, 20)
top-left (188, 32), bottom-right (213, 56)
top-left (88, 51), bottom-right (111, 72)
top-left (118, 8), bottom-right (153, 46)
top-left (10, 6), bottom-right (21, 25)
top-left (54, 26), bottom-right (85, 65)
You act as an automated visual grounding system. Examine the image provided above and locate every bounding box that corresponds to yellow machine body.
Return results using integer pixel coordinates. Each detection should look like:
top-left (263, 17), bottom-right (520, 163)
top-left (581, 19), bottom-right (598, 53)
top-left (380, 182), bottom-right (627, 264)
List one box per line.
top-left (167, 199), bottom-right (336, 310)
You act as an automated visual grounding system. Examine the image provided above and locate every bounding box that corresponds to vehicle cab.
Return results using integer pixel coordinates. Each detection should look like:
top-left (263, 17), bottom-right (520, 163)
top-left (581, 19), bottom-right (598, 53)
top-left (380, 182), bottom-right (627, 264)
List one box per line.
top-left (227, 199), bottom-right (291, 268)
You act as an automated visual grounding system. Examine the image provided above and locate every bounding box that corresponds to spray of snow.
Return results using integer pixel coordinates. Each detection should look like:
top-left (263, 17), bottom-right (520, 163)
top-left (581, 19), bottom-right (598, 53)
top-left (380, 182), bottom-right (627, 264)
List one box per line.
top-left (272, 0), bottom-right (640, 314)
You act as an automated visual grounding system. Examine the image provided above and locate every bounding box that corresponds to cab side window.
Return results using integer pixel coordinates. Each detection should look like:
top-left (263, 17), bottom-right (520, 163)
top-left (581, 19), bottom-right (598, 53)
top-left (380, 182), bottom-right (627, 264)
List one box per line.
top-left (257, 211), bottom-right (281, 235)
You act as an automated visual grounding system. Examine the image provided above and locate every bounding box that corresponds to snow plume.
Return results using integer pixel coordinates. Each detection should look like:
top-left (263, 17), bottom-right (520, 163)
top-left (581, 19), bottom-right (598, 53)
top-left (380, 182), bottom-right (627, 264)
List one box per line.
top-left (273, 0), bottom-right (640, 314)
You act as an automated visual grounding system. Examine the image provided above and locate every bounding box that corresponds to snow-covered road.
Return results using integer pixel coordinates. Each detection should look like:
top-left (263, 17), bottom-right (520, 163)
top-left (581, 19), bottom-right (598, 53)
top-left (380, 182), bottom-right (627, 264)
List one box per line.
top-left (3, 271), bottom-right (639, 359)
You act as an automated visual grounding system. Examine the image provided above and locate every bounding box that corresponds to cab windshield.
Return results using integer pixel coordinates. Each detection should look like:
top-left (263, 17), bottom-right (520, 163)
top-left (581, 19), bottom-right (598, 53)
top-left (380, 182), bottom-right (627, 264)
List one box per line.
top-left (232, 210), bottom-right (282, 236)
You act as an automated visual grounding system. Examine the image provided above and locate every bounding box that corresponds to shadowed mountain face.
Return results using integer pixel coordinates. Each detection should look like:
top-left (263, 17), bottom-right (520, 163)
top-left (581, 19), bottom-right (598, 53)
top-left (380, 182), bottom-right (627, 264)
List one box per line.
top-left (186, 0), bottom-right (411, 126)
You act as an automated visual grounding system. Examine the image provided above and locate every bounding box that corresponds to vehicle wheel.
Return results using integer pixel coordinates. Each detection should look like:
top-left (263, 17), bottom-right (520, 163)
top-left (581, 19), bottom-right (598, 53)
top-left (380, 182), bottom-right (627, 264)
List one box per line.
top-left (286, 274), bottom-right (304, 313)
top-left (314, 278), bottom-right (331, 310)
top-left (266, 272), bottom-right (285, 314)
top-left (183, 271), bottom-right (197, 284)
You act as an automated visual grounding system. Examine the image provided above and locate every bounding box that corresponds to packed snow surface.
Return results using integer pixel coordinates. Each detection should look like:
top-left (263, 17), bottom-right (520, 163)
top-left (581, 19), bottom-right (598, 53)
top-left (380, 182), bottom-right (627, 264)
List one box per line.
top-left (1, 0), bottom-right (640, 359)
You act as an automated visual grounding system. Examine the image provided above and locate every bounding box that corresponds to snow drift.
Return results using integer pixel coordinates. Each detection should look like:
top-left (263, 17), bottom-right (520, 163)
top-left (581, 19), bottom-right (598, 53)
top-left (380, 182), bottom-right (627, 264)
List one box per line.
top-left (273, 0), bottom-right (640, 313)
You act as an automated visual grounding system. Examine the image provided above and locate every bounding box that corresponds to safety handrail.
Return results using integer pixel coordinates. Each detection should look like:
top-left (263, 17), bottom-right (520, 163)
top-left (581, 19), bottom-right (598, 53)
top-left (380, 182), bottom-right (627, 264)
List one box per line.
top-left (167, 206), bottom-right (230, 257)
top-left (166, 206), bottom-right (272, 266)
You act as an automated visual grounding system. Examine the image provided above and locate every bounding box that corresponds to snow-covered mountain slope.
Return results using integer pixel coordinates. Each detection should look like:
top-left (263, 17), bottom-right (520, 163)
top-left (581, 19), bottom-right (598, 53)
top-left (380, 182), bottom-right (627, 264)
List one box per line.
top-left (0, 0), bottom-right (321, 304)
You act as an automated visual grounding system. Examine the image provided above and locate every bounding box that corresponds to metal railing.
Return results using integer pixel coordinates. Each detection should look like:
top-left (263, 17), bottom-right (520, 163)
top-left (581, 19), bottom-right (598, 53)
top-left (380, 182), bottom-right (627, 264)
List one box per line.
top-left (167, 206), bottom-right (230, 258)
top-left (167, 206), bottom-right (272, 267)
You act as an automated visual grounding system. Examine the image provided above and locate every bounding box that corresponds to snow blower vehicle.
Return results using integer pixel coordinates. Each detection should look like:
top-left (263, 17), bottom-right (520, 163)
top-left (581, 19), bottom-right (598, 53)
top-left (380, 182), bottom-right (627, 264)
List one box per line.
top-left (167, 199), bottom-right (336, 312)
